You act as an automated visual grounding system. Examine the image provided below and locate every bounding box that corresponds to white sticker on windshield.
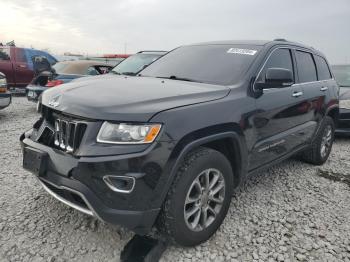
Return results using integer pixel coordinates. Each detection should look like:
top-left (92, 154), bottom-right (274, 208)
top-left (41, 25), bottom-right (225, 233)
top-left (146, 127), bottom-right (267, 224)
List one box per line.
top-left (227, 48), bottom-right (257, 55)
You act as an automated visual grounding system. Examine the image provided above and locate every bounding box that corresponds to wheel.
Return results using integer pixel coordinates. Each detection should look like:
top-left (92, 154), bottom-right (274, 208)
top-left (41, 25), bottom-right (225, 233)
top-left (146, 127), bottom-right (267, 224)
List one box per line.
top-left (157, 147), bottom-right (234, 246)
top-left (300, 116), bottom-right (335, 165)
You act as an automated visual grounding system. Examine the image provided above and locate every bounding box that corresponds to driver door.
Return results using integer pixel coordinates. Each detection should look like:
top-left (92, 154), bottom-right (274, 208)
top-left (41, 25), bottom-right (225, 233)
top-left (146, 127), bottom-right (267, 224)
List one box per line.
top-left (249, 48), bottom-right (308, 170)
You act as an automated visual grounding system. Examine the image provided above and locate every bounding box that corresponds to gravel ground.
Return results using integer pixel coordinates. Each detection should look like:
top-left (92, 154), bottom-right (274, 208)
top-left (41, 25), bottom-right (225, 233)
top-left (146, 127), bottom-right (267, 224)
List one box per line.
top-left (1, 97), bottom-right (350, 262)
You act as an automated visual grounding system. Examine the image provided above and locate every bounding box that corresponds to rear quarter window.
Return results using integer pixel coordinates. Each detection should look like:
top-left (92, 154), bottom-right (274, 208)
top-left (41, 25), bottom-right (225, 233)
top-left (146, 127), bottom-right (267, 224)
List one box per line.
top-left (314, 55), bottom-right (332, 80)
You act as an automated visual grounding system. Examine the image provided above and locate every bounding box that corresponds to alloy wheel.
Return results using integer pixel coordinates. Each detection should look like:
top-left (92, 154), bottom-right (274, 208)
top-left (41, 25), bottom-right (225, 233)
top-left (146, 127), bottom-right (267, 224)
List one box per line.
top-left (184, 168), bottom-right (226, 232)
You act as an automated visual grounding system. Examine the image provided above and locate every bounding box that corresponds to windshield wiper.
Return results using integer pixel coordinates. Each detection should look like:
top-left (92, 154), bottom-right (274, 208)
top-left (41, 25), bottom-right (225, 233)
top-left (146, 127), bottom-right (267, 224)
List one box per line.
top-left (121, 72), bottom-right (137, 76)
top-left (110, 71), bottom-right (121, 75)
top-left (156, 75), bottom-right (202, 83)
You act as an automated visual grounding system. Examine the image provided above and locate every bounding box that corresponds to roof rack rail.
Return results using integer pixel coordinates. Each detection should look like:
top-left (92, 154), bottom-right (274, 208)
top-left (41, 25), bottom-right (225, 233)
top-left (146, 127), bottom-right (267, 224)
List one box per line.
top-left (137, 50), bottom-right (167, 54)
top-left (274, 38), bottom-right (287, 42)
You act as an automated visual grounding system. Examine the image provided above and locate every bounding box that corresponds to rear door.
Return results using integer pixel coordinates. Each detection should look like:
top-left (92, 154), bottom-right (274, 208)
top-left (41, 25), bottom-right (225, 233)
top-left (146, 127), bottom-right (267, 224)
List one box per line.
top-left (13, 48), bottom-right (34, 86)
top-left (314, 55), bottom-right (336, 114)
top-left (0, 47), bottom-right (15, 86)
top-left (249, 47), bottom-right (309, 170)
top-left (293, 50), bottom-right (327, 134)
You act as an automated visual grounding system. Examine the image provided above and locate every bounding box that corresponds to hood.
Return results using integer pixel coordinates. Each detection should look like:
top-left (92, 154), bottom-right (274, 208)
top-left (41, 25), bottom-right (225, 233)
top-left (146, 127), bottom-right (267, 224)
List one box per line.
top-left (41, 76), bottom-right (230, 121)
top-left (340, 87), bottom-right (350, 100)
top-left (69, 73), bottom-right (116, 83)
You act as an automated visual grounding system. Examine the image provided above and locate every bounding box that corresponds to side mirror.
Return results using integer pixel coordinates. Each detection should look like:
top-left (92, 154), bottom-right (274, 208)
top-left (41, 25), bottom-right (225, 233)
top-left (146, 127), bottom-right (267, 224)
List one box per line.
top-left (256, 68), bottom-right (294, 89)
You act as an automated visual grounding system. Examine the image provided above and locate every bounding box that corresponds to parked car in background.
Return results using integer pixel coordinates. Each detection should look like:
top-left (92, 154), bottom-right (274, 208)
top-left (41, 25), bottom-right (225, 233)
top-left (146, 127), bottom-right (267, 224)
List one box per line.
top-left (0, 46), bottom-right (57, 90)
top-left (110, 51), bottom-right (166, 76)
top-left (26, 60), bottom-right (113, 102)
top-left (332, 64), bottom-right (350, 135)
top-left (0, 72), bottom-right (11, 109)
top-left (85, 57), bottom-right (124, 67)
top-left (54, 55), bottom-right (81, 62)
top-left (21, 39), bottom-right (338, 246)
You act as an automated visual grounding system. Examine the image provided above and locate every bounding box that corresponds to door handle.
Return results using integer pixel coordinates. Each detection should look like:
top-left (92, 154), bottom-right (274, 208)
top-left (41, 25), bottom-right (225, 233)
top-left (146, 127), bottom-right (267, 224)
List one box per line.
top-left (292, 91), bottom-right (303, 98)
top-left (17, 64), bottom-right (27, 68)
top-left (320, 86), bottom-right (328, 91)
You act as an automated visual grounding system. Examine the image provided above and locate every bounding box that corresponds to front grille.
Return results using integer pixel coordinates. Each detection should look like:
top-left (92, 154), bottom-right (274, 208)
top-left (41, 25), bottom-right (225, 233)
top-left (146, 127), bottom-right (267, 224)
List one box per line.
top-left (54, 118), bottom-right (86, 153)
top-left (35, 106), bottom-right (87, 154)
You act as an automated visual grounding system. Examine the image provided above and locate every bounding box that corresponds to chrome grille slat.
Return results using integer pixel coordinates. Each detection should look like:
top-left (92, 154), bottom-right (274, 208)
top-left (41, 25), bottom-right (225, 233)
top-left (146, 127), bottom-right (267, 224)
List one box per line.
top-left (54, 119), bottom-right (60, 146)
top-left (59, 120), bottom-right (65, 149)
top-left (53, 117), bottom-right (85, 153)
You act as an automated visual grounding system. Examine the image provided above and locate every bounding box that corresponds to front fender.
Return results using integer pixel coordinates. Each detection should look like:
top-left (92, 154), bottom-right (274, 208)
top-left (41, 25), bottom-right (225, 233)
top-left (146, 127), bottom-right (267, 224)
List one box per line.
top-left (150, 130), bottom-right (248, 210)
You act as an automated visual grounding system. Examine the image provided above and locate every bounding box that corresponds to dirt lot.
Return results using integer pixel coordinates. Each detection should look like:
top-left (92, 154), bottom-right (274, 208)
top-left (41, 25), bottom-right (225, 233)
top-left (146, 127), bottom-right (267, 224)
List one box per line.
top-left (1, 97), bottom-right (350, 262)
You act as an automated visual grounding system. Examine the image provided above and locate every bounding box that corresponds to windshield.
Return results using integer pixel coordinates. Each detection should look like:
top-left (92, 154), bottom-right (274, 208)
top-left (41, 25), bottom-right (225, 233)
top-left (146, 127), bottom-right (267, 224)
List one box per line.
top-left (140, 44), bottom-right (261, 85)
top-left (332, 65), bottom-right (350, 87)
top-left (111, 53), bottom-right (163, 75)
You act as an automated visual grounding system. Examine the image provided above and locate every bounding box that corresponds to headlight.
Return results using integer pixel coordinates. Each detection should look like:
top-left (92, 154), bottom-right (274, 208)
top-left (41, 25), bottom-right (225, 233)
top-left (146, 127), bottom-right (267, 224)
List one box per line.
top-left (97, 122), bottom-right (162, 144)
top-left (340, 99), bottom-right (350, 110)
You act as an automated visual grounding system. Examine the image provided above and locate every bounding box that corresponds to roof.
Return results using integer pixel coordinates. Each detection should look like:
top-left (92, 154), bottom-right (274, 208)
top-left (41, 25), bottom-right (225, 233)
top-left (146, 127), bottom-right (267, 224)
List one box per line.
top-left (137, 50), bottom-right (168, 54)
top-left (191, 40), bottom-right (271, 46)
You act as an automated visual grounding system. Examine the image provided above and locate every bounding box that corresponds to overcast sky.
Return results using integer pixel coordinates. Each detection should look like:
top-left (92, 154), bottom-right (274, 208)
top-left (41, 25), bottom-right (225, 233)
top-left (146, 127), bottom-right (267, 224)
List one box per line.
top-left (1, 0), bottom-right (349, 63)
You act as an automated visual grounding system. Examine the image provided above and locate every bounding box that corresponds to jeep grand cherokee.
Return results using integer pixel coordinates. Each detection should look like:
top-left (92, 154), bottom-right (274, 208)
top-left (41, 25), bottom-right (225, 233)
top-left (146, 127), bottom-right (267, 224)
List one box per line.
top-left (21, 39), bottom-right (339, 246)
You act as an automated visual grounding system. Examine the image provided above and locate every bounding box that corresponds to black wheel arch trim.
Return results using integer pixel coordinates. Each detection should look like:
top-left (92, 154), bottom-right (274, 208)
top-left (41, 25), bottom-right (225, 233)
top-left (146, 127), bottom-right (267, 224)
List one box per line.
top-left (152, 131), bottom-right (248, 212)
top-left (325, 105), bottom-right (339, 120)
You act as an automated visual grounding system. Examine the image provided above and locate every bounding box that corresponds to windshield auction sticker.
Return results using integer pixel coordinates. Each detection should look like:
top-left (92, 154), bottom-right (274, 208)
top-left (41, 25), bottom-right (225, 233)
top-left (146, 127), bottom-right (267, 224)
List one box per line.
top-left (227, 48), bottom-right (257, 55)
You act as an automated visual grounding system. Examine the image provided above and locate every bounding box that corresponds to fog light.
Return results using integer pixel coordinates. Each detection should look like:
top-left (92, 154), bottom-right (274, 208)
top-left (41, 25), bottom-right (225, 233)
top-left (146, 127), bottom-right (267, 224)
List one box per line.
top-left (103, 175), bottom-right (135, 193)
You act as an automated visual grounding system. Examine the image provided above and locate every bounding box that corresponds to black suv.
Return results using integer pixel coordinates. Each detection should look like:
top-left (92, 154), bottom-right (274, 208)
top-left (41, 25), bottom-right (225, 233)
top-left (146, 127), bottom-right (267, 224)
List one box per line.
top-left (21, 40), bottom-right (339, 246)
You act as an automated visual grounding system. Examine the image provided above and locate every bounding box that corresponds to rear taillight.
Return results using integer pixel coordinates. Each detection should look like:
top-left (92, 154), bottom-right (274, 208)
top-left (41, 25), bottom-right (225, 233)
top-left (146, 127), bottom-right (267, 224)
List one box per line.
top-left (45, 80), bottom-right (64, 87)
top-left (0, 87), bottom-right (7, 93)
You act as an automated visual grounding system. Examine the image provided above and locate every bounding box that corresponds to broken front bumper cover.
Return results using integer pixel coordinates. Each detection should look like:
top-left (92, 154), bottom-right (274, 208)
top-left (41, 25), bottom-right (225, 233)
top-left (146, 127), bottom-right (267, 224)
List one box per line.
top-left (36, 170), bottom-right (160, 235)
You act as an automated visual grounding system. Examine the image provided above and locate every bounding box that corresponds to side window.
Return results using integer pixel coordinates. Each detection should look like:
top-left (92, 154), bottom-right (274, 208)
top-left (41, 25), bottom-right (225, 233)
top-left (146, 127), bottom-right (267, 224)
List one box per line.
top-left (15, 48), bottom-right (27, 63)
top-left (295, 51), bottom-right (317, 83)
top-left (86, 67), bottom-right (99, 75)
top-left (257, 48), bottom-right (294, 83)
top-left (315, 56), bottom-right (332, 80)
top-left (0, 47), bottom-right (11, 61)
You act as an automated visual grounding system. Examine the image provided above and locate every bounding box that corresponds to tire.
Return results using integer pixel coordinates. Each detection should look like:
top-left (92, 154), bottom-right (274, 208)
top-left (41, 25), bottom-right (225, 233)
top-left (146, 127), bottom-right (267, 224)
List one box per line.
top-left (157, 147), bottom-right (234, 246)
top-left (300, 116), bottom-right (335, 165)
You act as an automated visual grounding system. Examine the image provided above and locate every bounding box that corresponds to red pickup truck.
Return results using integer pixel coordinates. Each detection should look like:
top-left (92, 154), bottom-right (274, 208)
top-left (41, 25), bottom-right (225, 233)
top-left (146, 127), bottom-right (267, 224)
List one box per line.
top-left (0, 46), bottom-right (57, 89)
